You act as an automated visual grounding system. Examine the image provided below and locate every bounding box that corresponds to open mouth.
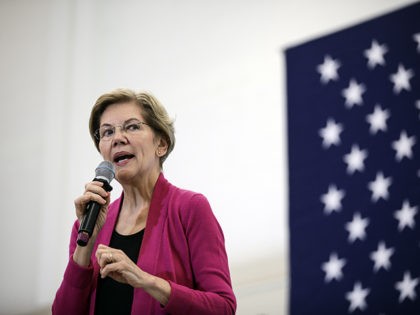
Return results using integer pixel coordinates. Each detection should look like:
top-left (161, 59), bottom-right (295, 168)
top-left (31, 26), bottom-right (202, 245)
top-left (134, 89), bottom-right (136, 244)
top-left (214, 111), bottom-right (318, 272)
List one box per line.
top-left (113, 153), bottom-right (135, 164)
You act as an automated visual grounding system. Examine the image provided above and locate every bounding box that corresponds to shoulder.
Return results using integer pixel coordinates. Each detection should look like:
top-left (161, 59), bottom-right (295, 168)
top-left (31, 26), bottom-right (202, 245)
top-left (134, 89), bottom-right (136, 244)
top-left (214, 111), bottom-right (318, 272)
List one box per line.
top-left (159, 176), bottom-right (212, 219)
top-left (170, 188), bottom-right (219, 234)
top-left (154, 173), bottom-right (221, 229)
top-left (165, 181), bottom-right (225, 241)
top-left (167, 182), bottom-right (210, 210)
top-left (155, 174), bottom-right (225, 238)
top-left (157, 173), bottom-right (210, 208)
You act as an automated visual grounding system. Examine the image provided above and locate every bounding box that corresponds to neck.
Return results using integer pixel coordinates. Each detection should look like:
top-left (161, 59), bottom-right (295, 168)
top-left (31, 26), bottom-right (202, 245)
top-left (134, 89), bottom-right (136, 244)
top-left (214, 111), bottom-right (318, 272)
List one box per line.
top-left (115, 171), bottom-right (161, 235)
top-left (121, 170), bottom-right (160, 212)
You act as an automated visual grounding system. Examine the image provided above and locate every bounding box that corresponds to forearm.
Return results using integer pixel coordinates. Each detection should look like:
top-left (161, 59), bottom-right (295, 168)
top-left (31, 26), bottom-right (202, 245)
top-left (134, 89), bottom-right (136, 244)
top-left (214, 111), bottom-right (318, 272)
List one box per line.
top-left (73, 239), bottom-right (96, 267)
top-left (141, 272), bottom-right (172, 306)
top-left (52, 256), bottom-right (94, 315)
top-left (163, 281), bottom-right (236, 315)
top-left (136, 270), bottom-right (234, 315)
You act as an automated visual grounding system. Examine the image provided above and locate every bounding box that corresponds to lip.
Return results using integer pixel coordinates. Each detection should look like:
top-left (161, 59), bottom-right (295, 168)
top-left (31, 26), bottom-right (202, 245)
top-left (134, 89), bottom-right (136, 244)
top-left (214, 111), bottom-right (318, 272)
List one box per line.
top-left (112, 151), bottom-right (135, 164)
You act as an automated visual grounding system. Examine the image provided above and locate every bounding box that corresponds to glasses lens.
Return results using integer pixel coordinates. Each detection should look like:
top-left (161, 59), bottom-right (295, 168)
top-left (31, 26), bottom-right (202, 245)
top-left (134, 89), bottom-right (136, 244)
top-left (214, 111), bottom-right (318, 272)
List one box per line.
top-left (99, 126), bottom-right (114, 140)
top-left (96, 121), bottom-right (145, 141)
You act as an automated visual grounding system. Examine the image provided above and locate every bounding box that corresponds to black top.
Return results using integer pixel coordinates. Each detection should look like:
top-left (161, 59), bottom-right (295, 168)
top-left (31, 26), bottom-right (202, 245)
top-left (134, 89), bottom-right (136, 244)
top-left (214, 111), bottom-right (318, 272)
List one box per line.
top-left (95, 228), bottom-right (144, 315)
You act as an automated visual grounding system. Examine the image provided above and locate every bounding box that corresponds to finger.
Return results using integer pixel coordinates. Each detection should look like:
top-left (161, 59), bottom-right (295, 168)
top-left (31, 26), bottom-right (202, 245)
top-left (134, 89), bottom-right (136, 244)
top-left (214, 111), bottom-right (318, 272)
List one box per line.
top-left (78, 191), bottom-right (108, 208)
top-left (95, 245), bottom-right (108, 260)
top-left (97, 244), bottom-right (109, 251)
top-left (96, 245), bottom-right (114, 266)
top-left (106, 252), bottom-right (113, 263)
top-left (85, 181), bottom-right (109, 199)
top-left (74, 195), bottom-right (92, 219)
top-left (75, 181), bottom-right (109, 213)
top-left (97, 252), bottom-right (113, 268)
top-left (100, 257), bottom-right (123, 279)
top-left (87, 191), bottom-right (108, 205)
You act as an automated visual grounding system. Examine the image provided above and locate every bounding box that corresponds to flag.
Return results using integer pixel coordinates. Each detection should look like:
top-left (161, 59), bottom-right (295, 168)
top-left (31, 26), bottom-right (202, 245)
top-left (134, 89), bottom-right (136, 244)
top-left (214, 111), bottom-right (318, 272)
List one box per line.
top-left (286, 3), bottom-right (420, 314)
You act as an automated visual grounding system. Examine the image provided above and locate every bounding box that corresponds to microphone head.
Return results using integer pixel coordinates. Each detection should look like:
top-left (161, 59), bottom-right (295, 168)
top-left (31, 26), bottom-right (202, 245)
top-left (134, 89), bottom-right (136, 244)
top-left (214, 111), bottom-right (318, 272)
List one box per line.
top-left (95, 160), bottom-right (115, 183)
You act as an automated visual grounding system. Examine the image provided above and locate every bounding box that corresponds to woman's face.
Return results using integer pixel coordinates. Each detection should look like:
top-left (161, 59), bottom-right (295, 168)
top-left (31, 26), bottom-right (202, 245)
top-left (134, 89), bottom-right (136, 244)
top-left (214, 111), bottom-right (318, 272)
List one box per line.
top-left (98, 101), bottom-right (164, 183)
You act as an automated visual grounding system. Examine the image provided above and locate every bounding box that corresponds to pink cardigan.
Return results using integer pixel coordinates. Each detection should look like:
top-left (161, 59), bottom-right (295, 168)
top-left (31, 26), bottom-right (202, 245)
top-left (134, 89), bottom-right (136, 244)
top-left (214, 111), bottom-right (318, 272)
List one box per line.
top-left (52, 173), bottom-right (236, 314)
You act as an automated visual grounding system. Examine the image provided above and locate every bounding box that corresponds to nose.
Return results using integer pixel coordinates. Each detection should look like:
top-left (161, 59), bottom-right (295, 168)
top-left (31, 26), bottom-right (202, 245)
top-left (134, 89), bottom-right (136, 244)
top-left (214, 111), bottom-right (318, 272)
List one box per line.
top-left (112, 126), bottom-right (128, 145)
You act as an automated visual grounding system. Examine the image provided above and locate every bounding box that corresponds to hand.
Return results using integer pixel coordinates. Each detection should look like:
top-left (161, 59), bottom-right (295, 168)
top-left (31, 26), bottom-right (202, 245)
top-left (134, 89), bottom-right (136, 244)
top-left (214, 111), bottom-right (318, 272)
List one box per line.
top-left (96, 244), bottom-right (172, 305)
top-left (96, 244), bottom-right (144, 287)
top-left (74, 181), bottom-right (110, 239)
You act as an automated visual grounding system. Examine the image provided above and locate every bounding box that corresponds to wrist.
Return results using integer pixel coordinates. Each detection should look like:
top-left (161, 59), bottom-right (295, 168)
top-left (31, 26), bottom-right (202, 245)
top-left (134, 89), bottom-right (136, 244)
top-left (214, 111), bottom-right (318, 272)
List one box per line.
top-left (142, 273), bottom-right (171, 306)
top-left (73, 242), bottom-right (94, 267)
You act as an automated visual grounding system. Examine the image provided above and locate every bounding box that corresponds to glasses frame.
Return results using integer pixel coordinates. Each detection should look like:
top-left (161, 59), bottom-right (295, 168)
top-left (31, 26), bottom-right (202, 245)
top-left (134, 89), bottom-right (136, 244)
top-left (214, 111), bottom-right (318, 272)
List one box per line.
top-left (94, 120), bottom-right (149, 141)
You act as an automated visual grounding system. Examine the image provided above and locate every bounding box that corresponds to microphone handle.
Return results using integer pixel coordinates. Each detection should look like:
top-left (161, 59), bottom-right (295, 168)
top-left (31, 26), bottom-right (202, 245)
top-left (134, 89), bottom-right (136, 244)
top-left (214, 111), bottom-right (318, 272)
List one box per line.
top-left (76, 178), bottom-right (113, 247)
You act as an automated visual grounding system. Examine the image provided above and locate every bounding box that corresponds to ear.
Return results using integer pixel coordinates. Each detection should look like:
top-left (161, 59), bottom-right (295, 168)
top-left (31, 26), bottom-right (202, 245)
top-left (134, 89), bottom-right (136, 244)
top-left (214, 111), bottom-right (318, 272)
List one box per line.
top-left (156, 136), bottom-right (168, 157)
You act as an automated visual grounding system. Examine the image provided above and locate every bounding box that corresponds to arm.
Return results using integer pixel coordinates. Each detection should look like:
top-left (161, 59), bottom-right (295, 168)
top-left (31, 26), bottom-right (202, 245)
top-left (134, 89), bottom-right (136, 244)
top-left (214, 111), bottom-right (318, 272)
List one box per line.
top-left (52, 181), bottom-right (110, 315)
top-left (163, 194), bottom-right (237, 315)
top-left (51, 222), bottom-right (94, 315)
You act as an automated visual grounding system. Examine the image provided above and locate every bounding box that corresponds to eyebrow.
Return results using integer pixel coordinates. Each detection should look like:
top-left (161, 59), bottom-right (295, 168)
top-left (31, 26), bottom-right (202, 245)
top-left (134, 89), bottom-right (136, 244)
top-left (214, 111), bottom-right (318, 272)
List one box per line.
top-left (100, 117), bottom-right (141, 127)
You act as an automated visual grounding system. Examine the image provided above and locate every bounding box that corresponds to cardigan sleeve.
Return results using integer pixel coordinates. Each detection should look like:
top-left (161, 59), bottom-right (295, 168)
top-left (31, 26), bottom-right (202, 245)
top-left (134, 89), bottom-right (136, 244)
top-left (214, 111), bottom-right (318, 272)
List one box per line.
top-left (51, 221), bottom-right (95, 315)
top-left (163, 193), bottom-right (236, 315)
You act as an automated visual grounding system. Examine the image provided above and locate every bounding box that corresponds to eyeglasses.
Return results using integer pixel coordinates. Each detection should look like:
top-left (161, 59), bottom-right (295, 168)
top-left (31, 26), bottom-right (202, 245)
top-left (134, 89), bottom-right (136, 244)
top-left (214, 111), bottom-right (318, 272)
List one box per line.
top-left (95, 120), bottom-right (149, 141)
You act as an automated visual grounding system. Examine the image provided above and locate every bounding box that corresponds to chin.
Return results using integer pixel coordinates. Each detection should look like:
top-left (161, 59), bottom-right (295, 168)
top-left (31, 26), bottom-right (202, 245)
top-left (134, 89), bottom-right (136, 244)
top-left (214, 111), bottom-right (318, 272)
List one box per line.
top-left (115, 169), bottom-right (135, 183)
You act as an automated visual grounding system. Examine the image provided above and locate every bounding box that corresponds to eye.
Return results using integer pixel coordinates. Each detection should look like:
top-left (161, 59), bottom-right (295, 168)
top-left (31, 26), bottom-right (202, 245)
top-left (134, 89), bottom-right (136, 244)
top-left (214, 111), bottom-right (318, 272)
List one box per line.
top-left (125, 122), bottom-right (141, 132)
top-left (101, 127), bottom-right (114, 138)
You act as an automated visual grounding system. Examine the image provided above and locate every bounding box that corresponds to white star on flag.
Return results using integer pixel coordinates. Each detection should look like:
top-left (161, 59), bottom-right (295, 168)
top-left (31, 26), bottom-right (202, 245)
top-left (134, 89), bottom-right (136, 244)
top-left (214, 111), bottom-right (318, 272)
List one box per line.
top-left (345, 282), bottom-right (370, 313)
top-left (369, 241), bottom-right (395, 272)
top-left (319, 118), bottom-right (343, 148)
top-left (389, 64), bottom-right (414, 94)
top-left (343, 144), bottom-right (368, 174)
top-left (345, 212), bottom-right (369, 243)
top-left (366, 104), bottom-right (390, 134)
top-left (395, 271), bottom-right (419, 302)
top-left (321, 184), bottom-right (345, 214)
top-left (342, 79), bottom-right (366, 108)
top-left (364, 39), bottom-right (388, 69)
top-left (392, 130), bottom-right (416, 161)
top-left (367, 172), bottom-right (392, 202)
top-left (322, 252), bottom-right (347, 282)
top-left (317, 55), bottom-right (341, 84)
top-left (394, 199), bottom-right (418, 231)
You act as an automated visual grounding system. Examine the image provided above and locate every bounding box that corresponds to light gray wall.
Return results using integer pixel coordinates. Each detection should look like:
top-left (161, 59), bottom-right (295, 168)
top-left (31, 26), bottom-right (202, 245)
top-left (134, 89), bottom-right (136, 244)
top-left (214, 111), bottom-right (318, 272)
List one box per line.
top-left (0, 0), bottom-right (416, 314)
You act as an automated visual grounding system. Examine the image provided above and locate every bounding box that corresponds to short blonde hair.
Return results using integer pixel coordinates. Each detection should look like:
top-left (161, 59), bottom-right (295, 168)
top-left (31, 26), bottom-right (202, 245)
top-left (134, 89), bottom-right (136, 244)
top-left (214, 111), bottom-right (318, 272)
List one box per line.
top-left (89, 88), bottom-right (175, 166)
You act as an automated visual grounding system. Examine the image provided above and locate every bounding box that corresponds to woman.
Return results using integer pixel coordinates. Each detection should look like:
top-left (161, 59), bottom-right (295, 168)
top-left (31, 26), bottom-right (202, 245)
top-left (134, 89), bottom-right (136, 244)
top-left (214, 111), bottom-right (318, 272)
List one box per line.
top-left (52, 89), bottom-right (236, 314)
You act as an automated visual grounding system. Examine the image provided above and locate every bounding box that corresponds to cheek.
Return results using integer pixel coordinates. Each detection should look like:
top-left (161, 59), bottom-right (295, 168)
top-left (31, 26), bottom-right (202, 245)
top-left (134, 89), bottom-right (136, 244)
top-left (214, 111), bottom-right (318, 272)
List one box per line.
top-left (98, 143), bottom-right (110, 159)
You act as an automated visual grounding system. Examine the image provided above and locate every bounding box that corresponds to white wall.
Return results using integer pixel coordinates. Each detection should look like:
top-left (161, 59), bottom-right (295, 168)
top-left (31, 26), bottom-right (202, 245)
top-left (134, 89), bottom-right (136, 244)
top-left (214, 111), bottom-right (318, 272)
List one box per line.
top-left (0, 0), bottom-right (416, 314)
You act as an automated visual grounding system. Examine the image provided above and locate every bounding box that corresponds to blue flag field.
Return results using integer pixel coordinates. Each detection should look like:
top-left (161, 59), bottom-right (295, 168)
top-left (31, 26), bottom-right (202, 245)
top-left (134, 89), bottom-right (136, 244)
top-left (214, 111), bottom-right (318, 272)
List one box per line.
top-left (286, 2), bottom-right (420, 314)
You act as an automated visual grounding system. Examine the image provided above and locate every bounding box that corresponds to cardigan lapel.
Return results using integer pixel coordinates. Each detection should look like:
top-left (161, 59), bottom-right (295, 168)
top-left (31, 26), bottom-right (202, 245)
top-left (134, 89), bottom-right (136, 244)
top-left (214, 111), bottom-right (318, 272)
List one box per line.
top-left (137, 173), bottom-right (170, 273)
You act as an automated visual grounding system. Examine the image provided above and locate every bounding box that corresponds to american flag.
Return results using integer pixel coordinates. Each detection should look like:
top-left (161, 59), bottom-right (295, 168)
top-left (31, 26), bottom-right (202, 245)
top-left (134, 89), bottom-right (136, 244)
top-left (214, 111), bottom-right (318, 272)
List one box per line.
top-left (286, 3), bottom-right (420, 314)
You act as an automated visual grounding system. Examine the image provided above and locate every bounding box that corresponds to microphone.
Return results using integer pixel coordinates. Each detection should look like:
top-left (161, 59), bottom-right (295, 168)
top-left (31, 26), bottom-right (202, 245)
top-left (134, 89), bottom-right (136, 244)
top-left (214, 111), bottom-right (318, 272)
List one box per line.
top-left (76, 161), bottom-right (115, 246)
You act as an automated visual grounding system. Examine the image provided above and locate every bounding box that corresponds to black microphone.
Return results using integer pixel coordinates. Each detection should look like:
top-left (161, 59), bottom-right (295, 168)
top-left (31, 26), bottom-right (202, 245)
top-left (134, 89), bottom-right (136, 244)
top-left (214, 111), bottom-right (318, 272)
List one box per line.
top-left (76, 161), bottom-right (115, 246)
